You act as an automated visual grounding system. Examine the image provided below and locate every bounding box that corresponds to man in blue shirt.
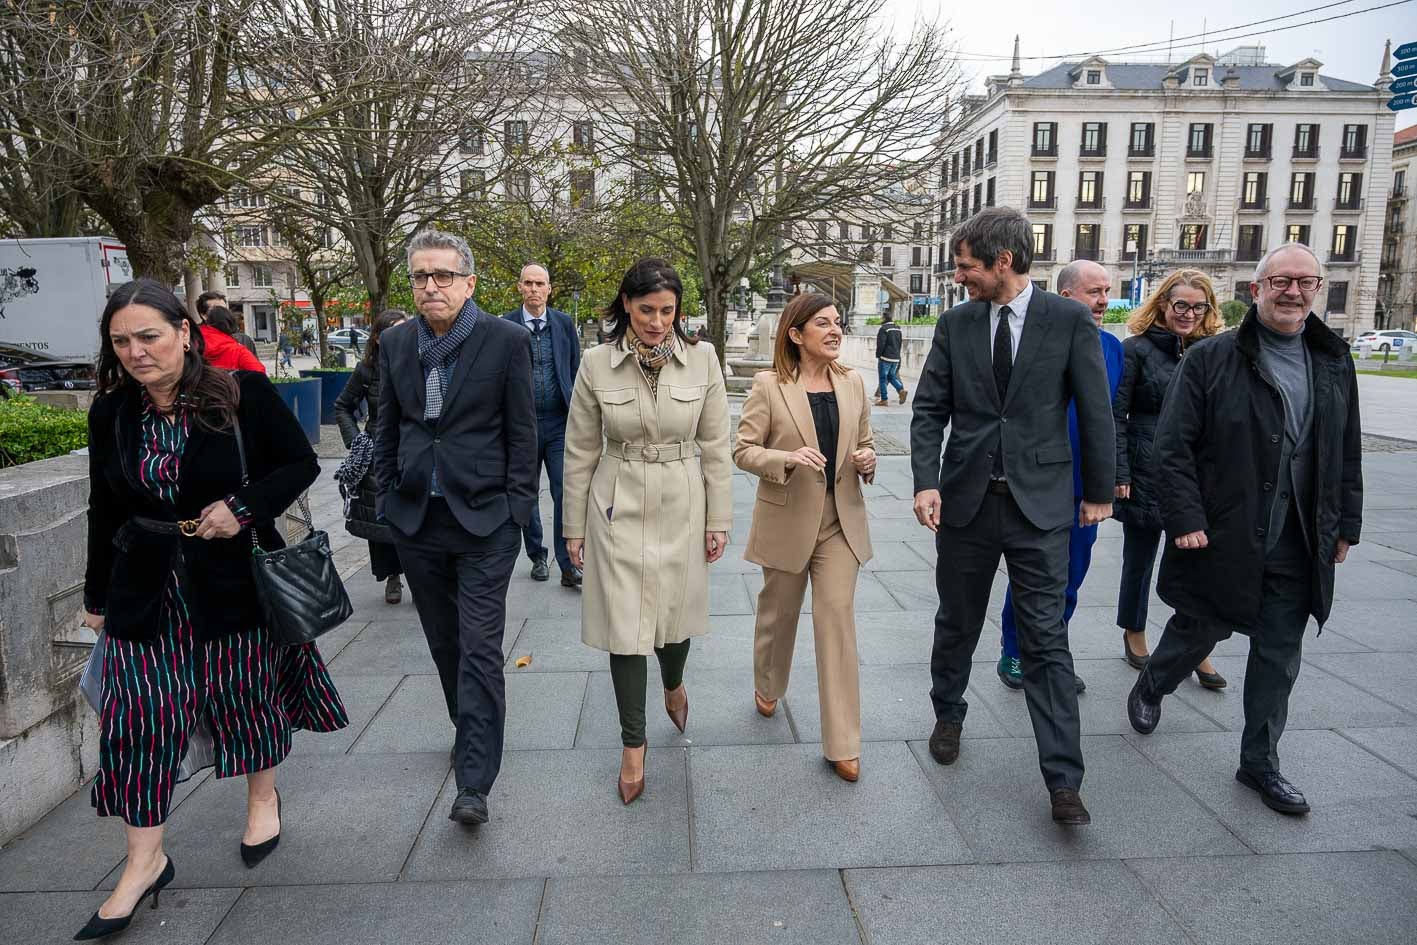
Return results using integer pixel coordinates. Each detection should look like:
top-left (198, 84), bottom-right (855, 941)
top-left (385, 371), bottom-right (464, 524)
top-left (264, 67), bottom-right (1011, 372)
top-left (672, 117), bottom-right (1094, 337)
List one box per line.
top-left (996, 260), bottom-right (1125, 691)
top-left (502, 264), bottom-right (583, 587)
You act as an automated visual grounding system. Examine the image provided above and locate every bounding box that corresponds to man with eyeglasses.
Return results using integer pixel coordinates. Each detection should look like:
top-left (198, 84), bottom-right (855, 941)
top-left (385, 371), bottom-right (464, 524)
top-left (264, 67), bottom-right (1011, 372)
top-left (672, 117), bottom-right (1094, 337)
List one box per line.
top-left (501, 263), bottom-right (582, 587)
top-left (1127, 243), bottom-right (1363, 817)
top-left (373, 227), bottom-right (537, 827)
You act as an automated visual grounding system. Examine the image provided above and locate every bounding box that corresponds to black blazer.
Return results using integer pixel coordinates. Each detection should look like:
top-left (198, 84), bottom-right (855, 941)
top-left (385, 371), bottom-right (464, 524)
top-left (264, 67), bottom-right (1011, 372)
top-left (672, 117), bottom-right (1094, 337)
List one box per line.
top-left (84, 371), bottom-right (319, 642)
top-left (500, 306), bottom-right (581, 407)
top-left (373, 309), bottom-right (538, 537)
top-left (909, 289), bottom-right (1116, 530)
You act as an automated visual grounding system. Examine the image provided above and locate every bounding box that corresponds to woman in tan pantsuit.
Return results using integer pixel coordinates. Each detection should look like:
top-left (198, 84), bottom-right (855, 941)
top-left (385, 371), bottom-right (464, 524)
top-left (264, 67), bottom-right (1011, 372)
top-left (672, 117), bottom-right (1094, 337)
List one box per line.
top-left (563, 258), bottom-right (733, 805)
top-left (734, 292), bottom-right (876, 782)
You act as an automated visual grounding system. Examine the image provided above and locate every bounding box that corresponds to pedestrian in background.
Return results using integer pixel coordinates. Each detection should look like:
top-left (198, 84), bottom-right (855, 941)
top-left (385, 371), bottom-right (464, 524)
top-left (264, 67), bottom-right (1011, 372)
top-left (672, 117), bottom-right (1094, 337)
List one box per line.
top-left (201, 306), bottom-right (264, 371)
top-left (874, 309), bottom-right (906, 405)
top-left (195, 290), bottom-right (226, 321)
top-left (502, 263), bottom-right (583, 588)
top-left (78, 279), bottom-right (347, 940)
top-left (735, 292), bottom-right (876, 783)
top-left (334, 308), bottom-right (408, 604)
top-left (373, 228), bottom-right (538, 827)
top-left (994, 260), bottom-right (1124, 692)
top-left (562, 258), bottom-right (733, 806)
top-left (1113, 269), bottom-right (1226, 689)
top-left (1128, 243), bottom-right (1362, 816)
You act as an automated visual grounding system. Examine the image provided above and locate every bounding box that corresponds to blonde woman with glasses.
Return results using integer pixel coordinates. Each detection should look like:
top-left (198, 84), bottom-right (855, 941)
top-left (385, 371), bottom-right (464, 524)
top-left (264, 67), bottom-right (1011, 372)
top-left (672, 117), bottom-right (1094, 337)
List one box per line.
top-left (1113, 269), bottom-right (1227, 689)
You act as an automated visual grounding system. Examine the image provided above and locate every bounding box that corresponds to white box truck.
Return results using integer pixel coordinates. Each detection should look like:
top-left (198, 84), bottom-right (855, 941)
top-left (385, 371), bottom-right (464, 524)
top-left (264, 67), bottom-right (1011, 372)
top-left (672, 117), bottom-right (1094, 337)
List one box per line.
top-left (0, 237), bottom-right (134, 363)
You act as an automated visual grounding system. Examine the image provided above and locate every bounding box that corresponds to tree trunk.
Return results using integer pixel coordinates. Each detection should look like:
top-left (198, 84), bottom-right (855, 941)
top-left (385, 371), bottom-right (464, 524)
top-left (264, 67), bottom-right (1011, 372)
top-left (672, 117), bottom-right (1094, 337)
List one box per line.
top-left (701, 272), bottom-right (731, 367)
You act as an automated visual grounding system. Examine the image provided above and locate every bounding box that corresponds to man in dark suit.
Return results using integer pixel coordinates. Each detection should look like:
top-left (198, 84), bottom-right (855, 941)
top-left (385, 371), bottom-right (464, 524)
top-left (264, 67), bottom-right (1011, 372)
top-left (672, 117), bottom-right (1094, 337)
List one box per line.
top-left (910, 207), bottom-right (1115, 825)
top-left (502, 263), bottom-right (582, 587)
top-left (374, 227), bottom-right (537, 827)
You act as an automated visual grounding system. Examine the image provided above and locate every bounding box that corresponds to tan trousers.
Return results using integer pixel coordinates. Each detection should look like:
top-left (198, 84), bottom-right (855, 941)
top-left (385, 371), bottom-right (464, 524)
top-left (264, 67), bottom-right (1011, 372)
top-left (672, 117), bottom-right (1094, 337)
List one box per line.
top-left (753, 494), bottom-right (862, 761)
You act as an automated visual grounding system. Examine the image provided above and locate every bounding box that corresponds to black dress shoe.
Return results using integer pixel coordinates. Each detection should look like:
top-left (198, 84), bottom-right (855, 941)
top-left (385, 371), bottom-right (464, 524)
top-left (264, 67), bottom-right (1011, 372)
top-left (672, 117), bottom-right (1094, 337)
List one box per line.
top-left (239, 790), bottom-right (281, 868)
top-left (1127, 678), bottom-right (1162, 734)
top-left (561, 566), bottom-right (583, 588)
top-left (73, 856), bottom-right (174, 940)
top-left (928, 720), bottom-right (962, 765)
top-left (1049, 788), bottom-right (1091, 825)
top-left (530, 556), bottom-right (550, 581)
top-left (449, 787), bottom-right (490, 825)
top-left (1074, 674), bottom-right (1087, 694)
top-left (1235, 767), bottom-right (1310, 815)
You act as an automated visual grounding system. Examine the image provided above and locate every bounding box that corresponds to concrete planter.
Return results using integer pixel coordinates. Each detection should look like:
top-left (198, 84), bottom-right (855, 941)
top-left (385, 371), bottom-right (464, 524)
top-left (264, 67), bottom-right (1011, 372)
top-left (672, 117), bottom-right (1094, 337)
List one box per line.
top-left (272, 377), bottom-right (322, 445)
top-left (298, 369), bottom-right (355, 426)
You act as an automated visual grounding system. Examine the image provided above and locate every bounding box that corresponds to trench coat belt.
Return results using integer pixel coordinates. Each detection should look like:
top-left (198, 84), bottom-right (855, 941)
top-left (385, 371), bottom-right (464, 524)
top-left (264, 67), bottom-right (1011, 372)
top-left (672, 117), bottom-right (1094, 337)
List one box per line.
top-left (605, 440), bottom-right (699, 463)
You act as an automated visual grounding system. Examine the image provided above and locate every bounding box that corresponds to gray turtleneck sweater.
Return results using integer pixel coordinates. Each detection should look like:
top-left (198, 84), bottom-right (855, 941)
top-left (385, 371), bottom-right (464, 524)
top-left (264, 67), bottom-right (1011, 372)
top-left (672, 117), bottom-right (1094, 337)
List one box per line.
top-left (1257, 319), bottom-right (1310, 439)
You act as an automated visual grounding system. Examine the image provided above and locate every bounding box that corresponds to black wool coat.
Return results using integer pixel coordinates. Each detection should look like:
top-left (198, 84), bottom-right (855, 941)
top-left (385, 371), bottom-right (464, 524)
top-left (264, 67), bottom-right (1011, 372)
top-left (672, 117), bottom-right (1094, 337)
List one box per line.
top-left (1154, 309), bottom-right (1363, 629)
top-left (1112, 326), bottom-right (1186, 531)
top-left (84, 371), bottom-right (320, 642)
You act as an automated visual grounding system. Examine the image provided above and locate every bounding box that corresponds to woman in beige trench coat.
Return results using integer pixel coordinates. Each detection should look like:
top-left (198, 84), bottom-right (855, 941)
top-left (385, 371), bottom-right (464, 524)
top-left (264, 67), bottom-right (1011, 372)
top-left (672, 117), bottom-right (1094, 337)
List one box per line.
top-left (562, 258), bottom-right (733, 805)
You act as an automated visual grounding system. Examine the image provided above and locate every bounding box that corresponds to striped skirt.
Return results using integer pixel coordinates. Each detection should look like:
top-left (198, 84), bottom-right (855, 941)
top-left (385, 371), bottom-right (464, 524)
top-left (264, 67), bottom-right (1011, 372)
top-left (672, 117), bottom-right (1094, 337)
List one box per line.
top-left (91, 571), bottom-right (348, 827)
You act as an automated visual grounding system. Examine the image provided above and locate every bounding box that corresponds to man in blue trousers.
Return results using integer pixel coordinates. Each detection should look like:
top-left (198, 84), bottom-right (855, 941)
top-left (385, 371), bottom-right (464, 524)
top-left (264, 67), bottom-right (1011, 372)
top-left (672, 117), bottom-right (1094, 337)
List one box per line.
top-left (503, 263), bottom-right (583, 587)
top-left (996, 260), bottom-right (1125, 691)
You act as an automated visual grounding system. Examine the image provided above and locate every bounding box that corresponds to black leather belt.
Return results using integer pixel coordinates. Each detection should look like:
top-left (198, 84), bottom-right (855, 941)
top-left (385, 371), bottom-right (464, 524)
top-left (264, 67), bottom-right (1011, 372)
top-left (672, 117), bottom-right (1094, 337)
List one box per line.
top-left (132, 515), bottom-right (191, 537)
top-left (987, 479), bottom-right (1011, 495)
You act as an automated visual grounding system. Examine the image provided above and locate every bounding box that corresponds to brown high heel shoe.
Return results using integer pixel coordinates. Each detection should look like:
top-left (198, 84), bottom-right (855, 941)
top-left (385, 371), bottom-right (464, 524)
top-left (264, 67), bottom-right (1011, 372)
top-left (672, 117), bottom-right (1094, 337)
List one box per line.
top-left (754, 690), bottom-right (777, 718)
top-left (618, 745), bottom-right (647, 805)
top-left (664, 685), bottom-right (689, 733)
top-left (828, 757), bottom-right (860, 782)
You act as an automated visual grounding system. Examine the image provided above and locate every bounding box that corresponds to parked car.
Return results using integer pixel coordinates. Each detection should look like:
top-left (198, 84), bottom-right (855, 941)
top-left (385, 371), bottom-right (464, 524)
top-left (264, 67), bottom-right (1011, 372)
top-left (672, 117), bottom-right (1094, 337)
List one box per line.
top-left (328, 327), bottom-right (369, 350)
top-left (1353, 330), bottom-right (1417, 353)
top-left (0, 341), bottom-right (97, 394)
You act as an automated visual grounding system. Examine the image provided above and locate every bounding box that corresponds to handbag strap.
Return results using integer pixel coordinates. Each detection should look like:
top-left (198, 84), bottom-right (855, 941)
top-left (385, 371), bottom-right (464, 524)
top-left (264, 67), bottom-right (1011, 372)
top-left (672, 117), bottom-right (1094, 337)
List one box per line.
top-left (233, 417), bottom-right (317, 553)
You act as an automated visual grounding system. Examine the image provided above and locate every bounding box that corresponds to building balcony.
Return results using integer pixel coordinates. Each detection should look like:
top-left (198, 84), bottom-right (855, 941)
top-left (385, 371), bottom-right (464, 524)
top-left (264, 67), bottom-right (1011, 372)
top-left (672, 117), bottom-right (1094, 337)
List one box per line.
top-left (1186, 147), bottom-right (1213, 160)
top-left (1122, 198), bottom-right (1152, 211)
top-left (985, 152), bottom-right (998, 167)
top-left (1327, 251), bottom-right (1359, 266)
top-left (1333, 198), bottom-right (1365, 214)
top-left (1027, 196), bottom-right (1058, 210)
top-left (1072, 248), bottom-right (1102, 262)
top-left (1031, 146), bottom-right (1058, 159)
top-left (1158, 249), bottom-right (1233, 264)
top-left (934, 261), bottom-right (954, 275)
top-left (1127, 147), bottom-right (1155, 159)
top-left (1238, 199), bottom-right (1269, 213)
top-left (1236, 248), bottom-right (1264, 263)
top-left (1074, 198), bottom-right (1106, 212)
top-left (1291, 146), bottom-right (1320, 162)
top-left (1392, 187), bottom-right (1408, 202)
top-left (1338, 147), bottom-right (1368, 162)
top-left (1243, 148), bottom-right (1272, 161)
top-left (1078, 147), bottom-right (1107, 160)
top-left (1287, 199), bottom-right (1316, 212)
top-left (1033, 249), bottom-right (1056, 263)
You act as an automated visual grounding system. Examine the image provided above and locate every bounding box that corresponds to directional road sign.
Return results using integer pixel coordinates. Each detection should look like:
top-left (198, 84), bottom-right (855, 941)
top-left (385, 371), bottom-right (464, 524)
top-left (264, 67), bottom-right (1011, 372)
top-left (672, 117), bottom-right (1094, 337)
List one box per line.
top-left (1395, 41), bottom-right (1417, 60)
top-left (1394, 58), bottom-right (1417, 78)
top-left (1393, 76), bottom-right (1417, 95)
top-left (1389, 92), bottom-right (1417, 111)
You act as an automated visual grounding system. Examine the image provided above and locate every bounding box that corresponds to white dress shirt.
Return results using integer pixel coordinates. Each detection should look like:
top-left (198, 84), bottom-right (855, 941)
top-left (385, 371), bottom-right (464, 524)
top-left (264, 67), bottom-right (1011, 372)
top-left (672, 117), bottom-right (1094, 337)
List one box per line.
top-left (988, 280), bottom-right (1032, 364)
top-left (521, 306), bottom-right (547, 332)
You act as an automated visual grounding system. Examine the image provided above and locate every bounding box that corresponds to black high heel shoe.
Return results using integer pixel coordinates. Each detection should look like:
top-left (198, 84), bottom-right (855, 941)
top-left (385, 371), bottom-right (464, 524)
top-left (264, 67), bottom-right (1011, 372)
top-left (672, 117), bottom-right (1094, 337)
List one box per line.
top-left (73, 855), bottom-right (174, 941)
top-left (240, 789), bottom-right (281, 868)
top-left (1122, 630), bottom-right (1149, 671)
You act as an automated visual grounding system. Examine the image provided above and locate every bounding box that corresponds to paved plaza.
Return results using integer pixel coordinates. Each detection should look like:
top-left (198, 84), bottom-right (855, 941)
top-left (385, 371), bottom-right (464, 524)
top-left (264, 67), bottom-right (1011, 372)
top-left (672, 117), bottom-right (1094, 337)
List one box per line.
top-left (3, 394), bottom-right (1417, 944)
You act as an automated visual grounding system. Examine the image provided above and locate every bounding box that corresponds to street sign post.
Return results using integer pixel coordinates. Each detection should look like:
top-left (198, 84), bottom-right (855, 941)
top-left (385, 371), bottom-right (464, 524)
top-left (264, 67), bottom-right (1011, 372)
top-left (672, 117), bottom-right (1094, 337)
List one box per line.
top-left (1130, 277), bottom-right (1143, 307)
top-left (1389, 92), bottom-right (1417, 112)
top-left (1393, 58), bottom-right (1417, 79)
top-left (1393, 76), bottom-right (1417, 95)
top-left (1395, 41), bottom-right (1417, 60)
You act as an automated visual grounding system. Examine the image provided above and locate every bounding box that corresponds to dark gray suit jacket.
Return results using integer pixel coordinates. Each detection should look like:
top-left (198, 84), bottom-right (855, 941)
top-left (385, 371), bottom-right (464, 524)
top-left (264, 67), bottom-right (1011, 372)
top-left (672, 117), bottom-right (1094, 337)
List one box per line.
top-left (373, 310), bottom-right (538, 538)
top-left (909, 288), bottom-right (1115, 530)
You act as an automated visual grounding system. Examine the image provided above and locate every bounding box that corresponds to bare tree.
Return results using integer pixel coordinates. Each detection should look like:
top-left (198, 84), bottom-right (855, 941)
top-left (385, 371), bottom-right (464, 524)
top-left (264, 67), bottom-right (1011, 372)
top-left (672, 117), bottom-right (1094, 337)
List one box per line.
top-left (0, 1), bottom-right (313, 281)
top-left (554, 0), bottom-right (962, 358)
top-left (253, 0), bottom-right (538, 315)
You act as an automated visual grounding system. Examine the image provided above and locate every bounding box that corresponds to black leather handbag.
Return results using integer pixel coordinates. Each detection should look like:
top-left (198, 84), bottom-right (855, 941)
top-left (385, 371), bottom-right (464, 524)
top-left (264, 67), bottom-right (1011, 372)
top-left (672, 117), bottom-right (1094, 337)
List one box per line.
top-left (234, 420), bottom-right (353, 645)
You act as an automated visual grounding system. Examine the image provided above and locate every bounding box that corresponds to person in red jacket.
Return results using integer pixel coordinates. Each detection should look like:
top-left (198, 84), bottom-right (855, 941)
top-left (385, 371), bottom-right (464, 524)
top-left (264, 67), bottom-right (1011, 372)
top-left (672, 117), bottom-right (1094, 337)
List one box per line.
top-left (199, 307), bottom-right (266, 373)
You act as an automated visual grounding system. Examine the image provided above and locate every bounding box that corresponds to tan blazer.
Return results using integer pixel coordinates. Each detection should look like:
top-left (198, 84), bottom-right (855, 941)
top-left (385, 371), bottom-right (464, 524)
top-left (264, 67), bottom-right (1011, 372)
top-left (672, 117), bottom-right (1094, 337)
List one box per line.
top-left (734, 368), bottom-right (874, 573)
top-left (562, 337), bottom-right (734, 655)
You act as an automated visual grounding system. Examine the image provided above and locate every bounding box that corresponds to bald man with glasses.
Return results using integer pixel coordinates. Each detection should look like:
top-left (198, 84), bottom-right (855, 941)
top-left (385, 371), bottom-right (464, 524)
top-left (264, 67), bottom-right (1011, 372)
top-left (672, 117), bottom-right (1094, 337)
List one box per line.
top-left (1127, 243), bottom-right (1363, 817)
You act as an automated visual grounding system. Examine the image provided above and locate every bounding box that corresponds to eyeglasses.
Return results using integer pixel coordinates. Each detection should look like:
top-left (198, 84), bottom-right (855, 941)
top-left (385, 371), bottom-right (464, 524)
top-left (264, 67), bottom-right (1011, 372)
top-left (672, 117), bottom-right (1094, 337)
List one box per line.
top-left (410, 270), bottom-right (470, 288)
top-left (1261, 275), bottom-right (1322, 292)
top-left (1168, 300), bottom-right (1211, 317)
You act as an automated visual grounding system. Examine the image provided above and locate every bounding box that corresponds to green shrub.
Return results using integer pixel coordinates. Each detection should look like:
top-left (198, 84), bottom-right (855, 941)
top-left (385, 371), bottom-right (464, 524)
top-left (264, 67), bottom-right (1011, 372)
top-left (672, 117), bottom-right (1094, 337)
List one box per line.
top-left (0, 396), bottom-right (90, 467)
top-left (1221, 299), bottom-right (1248, 327)
top-left (1103, 306), bottom-right (1131, 324)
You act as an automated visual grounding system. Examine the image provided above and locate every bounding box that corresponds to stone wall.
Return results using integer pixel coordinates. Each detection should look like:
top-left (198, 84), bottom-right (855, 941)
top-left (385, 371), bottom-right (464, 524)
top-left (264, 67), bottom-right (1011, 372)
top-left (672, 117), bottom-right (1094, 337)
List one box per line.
top-left (0, 454), bottom-right (98, 845)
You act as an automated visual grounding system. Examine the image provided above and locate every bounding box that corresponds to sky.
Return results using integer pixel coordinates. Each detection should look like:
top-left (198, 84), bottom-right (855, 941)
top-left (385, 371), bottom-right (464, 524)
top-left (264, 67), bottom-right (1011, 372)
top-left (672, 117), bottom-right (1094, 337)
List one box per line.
top-left (885, 0), bottom-right (1417, 131)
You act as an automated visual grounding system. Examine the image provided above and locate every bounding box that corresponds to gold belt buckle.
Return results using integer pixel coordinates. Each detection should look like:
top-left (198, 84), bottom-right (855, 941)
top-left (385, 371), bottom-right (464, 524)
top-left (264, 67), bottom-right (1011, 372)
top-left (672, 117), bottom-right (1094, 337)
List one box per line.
top-left (178, 519), bottom-right (200, 537)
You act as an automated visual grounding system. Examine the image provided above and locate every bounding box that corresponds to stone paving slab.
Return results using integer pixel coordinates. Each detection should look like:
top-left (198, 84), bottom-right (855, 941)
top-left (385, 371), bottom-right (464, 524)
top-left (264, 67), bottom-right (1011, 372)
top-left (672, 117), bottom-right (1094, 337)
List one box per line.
top-left (536, 870), bottom-right (859, 945)
top-left (689, 741), bottom-right (972, 872)
top-left (845, 860), bottom-right (1192, 945)
top-left (1339, 726), bottom-right (1417, 778)
top-left (205, 880), bottom-right (543, 945)
top-left (1307, 651), bottom-right (1417, 714)
top-left (1126, 851), bottom-right (1417, 945)
top-left (787, 663), bottom-right (1011, 743)
top-left (103, 752), bottom-right (449, 889)
top-left (907, 736), bottom-right (1249, 862)
top-left (574, 667), bottom-right (794, 749)
top-left (289, 673), bottom-right (402, 757)
top-left (401, 748), bottom-right (691, 881)
top-left (0, 887), bottom-right (242, 945)
top-left (1124, 730), bottom-right (1417, 855)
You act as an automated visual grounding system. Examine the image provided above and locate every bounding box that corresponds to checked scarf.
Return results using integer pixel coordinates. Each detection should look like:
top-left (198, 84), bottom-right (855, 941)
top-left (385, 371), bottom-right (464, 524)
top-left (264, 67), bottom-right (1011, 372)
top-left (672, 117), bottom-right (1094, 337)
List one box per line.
top-left (416, 299), bottom-right (479, 421)
top-left (631, 333), bottom-right (676, 397)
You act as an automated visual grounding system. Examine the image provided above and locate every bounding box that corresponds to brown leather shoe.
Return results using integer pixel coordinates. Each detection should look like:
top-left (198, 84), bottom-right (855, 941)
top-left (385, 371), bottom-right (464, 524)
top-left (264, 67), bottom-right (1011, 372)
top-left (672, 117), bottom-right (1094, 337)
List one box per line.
top-left (618, 745), bottom-right (647, 805)
top-left (1049, 788), bottom-right (1091, 825)
top-left (928, 720), bottom-right (962, 765)
top-left (829, 757), bottom-right (860, 782)
top-left (664, 685), bottom-right (688, 733)
top-left (873, 398), bottom-right (890, 407)
top-left (754, 691), bottom-right (777, 718)
top-left (897, 387), bottom-right (908, 404)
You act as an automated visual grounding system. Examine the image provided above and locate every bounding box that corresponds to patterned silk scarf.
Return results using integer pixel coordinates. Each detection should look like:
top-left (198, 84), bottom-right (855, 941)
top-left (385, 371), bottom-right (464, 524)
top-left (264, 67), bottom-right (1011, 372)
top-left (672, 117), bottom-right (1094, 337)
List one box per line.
top-left (416, 299), bottom-right (479, 421)
top-left (631, 334), bottom-right (676, 397)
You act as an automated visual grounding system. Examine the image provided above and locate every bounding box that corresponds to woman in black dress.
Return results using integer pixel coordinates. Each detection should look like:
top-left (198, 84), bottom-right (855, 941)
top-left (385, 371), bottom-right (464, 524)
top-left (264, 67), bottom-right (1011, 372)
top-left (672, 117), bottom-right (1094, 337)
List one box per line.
top-left (78, 279), bottom-right (347, 940)
top-left (333, 309), bottom-right (408, 603)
